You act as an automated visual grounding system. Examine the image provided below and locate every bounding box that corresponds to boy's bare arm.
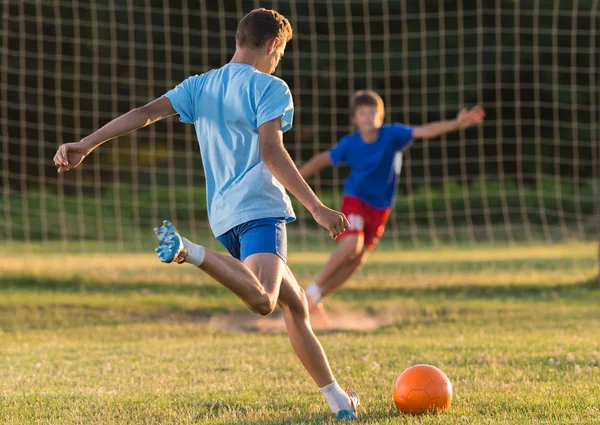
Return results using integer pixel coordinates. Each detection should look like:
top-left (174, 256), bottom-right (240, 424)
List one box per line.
top-left (412, 106), bottom-right (485, 140)
top-left (299, 151), bottom-right (333, 179)
top-left (259, 119), bottom-right (348, 239)
top-left (53, 96), bottom-right (176, 173)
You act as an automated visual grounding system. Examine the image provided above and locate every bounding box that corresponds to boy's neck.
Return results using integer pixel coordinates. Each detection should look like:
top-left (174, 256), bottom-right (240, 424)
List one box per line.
top-left (359, 128), bottom-right (380, 143)
top-left (230, 48), bottom-right (260, 69)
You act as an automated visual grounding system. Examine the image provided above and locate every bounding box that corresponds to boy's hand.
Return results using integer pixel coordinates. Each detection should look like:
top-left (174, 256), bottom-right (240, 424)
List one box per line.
top-left (53, 141), bottom-right (90, 173)
top-left (455, 106), bottom-right (486, 129)
top-left (311, 204), bottom-right (349, 240)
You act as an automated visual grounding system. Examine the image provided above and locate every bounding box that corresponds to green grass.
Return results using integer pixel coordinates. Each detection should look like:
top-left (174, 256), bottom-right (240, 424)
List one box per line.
top-left (1, 243), bottom-right (599, 424)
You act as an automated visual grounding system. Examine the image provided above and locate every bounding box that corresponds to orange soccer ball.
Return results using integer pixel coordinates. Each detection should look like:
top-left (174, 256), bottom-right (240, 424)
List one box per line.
top-left (393, 364), bottom-right (452, 415)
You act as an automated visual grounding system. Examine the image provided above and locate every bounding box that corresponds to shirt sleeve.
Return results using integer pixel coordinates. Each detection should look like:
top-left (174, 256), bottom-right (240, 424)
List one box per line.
top-left (256, 79), bottom-right (294, 132)
top-left (163, 75), bottom-right (201, 124)
top-left (391, 123), bottom-right (414, 150)
top-left (329, 137), bottom-right (350, 166)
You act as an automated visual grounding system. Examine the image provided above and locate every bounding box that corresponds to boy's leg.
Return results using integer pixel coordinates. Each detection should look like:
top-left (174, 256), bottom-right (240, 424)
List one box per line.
top-left (155, 220), bottom-right (281, 315)
top-left (200, 250), bottom-right (282, 315)
top-left (277, 264), bottom-right (359, 418)
top-left (312, 234), bottom-right (364, 287)
top-left (306, 243), bottom-right (368, 326)
top-left (320, 248), bottom-right (369, 298)
top-left (276, 264), bottom-right (334, 387)
top-left (156, 221), bottom-right (359, 419)
top-left (305, 197), bottom-right (366, 309)
top-left (308, 202), bottom-right (391, 306)
top-left (237, 222), bottom-right (359, 418)
top-left (239, 254), bottom-right (337, 386)
top-left (305, 234), bottom-right (364, 308)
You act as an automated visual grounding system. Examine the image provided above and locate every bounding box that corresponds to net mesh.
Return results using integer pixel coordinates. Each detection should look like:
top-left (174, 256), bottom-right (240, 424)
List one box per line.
top-left (1, 0), bottom-right (598, 253)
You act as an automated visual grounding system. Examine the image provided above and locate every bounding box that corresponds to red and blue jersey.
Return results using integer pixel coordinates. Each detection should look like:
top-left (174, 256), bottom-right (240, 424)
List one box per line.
top-left (329, 123), bottom-right (413, 209)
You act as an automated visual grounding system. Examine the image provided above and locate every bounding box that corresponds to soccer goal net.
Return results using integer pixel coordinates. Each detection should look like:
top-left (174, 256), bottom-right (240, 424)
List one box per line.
top-left (1, 0), bottom-right (598, 254)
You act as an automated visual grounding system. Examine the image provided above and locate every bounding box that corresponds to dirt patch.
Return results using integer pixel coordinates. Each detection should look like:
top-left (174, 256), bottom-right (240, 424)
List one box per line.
top-left (207, 309), bottom-right (396, 333)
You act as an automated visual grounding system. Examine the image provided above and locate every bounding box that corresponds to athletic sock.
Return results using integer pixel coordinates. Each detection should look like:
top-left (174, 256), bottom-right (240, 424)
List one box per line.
top-left (182, 237), bottom-right (205, 266)
top-left (319, 380), bottom-right (353, 414)
top-left (305, 282), bottom-right (322, 305)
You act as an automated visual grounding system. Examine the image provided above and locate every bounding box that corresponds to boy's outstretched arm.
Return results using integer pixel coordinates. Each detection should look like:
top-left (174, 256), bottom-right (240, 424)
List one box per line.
top-left (259, 118), bottom-right (349, 239)
top-left (53, 96), bottom-right (176, 173)
top-left (299, 151), bottom-right (332, 179)
top-left (412, 106), bottom-right (485, 140)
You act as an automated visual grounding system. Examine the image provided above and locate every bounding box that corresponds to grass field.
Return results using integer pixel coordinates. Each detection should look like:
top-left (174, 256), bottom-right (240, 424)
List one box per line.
top-left (1, 243), bottom-right (599, 424)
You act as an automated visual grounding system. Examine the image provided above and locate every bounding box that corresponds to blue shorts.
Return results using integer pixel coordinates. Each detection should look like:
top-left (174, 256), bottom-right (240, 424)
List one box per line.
top-left (216, 217), bottom-right (288, 263)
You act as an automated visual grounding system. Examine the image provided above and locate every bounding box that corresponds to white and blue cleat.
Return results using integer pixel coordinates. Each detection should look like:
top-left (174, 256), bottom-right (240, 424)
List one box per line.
top-left (154, 220), bottom-right (186, 263)
top-left (337, 390), bottom-right (360, 421)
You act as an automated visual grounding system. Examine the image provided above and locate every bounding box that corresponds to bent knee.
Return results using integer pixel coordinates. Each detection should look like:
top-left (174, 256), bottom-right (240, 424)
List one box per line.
top-left (341, 235), bottom-right (364, 259)
top-left (250, 294), bottom-right (277, 316)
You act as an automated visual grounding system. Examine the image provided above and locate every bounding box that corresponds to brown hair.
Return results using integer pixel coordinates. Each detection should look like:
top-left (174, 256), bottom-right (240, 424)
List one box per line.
top-left (236, 8), bottom-right (293, 49)
top-left (350, 90), bottom-right (385, 117)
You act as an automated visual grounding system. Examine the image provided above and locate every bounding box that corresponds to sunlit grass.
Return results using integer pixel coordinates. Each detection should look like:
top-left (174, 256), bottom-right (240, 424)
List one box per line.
top-left (0, 243), bottom-right (599, 424)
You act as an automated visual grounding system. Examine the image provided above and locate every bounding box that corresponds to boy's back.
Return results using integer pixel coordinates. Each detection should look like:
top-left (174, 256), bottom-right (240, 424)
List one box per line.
top-left (165, 63), bottom-right (295, 237)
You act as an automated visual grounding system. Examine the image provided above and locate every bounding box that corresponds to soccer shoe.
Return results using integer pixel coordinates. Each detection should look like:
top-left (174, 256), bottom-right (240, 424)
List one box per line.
top-left (154, 220), bottom-right (186, 264)
top-left (337, 389), bottom-right (360, 421)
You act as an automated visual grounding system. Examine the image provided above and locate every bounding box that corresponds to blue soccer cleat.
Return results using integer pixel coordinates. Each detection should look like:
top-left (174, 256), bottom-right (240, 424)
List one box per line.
top-left (337, 389), bottom-right (360, 421)
top-left (154, 220), bottom-right (186, 264)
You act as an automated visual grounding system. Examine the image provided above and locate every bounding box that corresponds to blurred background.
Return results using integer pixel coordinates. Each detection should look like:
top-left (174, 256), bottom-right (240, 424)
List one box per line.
top-left (1, 0), bottom-right (598, 258)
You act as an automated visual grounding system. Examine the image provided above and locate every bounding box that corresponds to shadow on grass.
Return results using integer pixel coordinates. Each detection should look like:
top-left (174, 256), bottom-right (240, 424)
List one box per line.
top-left (1, 273), bottom-right (597, 302)
top-left (0, 273), bottom-right (232, 297)
top-left (195, 400), bottom-right (400, 425)
top-left (1, 274), bottom-right (597, 333)
top-left (213, 414), bottom-right (335, 425)
top-left (211, 411), bottom-right (403, 425)
top-left (363, 257), bottom-right (596, 273)
top-left (336, 278), bottom-right (599, 302)
top-left (292, 257), bottom-right (596, 278)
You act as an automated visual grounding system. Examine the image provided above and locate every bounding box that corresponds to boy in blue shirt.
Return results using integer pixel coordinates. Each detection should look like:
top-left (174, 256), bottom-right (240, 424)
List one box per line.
top-left (300, 90), bottom-right (485, 321)
top-left (53, 8), bottom-right (359, 421)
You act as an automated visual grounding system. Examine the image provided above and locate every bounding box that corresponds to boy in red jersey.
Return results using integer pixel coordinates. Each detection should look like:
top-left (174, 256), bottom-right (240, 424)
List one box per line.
top-left (300, 90), bottom-right (485, 320)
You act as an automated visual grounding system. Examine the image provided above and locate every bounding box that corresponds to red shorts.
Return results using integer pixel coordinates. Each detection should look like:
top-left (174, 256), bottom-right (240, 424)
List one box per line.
top-left (338, 196), bottom-right (391, 250)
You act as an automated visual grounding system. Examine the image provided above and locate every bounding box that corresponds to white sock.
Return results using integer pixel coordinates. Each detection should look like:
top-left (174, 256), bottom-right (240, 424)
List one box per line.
top-left (182, 237), bottom-right (205, 266)
top-left (319, 380), bottom-right (353, 414)
top-left (305, 282), bottom-right (322, 305)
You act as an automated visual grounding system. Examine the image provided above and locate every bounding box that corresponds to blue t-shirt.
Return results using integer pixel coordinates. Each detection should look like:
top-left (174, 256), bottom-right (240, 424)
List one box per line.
top-left (164, 63), bottom-right (295, 237)
top-left (329, 124), bottom-right (413, 209)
